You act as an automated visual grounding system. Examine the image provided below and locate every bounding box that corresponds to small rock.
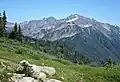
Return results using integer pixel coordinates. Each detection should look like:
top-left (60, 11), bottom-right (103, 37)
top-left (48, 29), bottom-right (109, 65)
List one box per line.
top-left (15, 64), bottom-right (24, 72)
top-left (14, 77), bottom-right (35, 82)
top-left (61, 76), bottom-right (64, 80)
top-left (42, 63), bottom-right (44, 65)
top-left (19, 60), bottom-right (30, 66)
top-left (0, 62), bottom-right (6, 68)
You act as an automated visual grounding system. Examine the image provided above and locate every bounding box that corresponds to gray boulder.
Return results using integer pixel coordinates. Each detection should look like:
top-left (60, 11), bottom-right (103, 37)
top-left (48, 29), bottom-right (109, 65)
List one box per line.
top-left (32, 71), bottom-right (46, 80)
top-left (30, 64), bottom-right (56, 76)
top-left (44, 79), bottom-right (62, 82)
top-left (11, 60), bottom-right (62, 82)
top-left (13, 77), bottom-right (37, 82)
top-left (19, 60), bottom-right (56, 76)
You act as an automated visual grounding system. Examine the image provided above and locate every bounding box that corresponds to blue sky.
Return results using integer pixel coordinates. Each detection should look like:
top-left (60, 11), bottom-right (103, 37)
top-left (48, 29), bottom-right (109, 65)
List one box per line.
top-left (0, 0), bottom-right (120, 25)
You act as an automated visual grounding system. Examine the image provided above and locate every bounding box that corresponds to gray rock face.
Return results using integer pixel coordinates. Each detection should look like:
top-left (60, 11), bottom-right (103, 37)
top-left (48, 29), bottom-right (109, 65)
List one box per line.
top-left (19, 14), bottom-right (119, 41)
top-left (7, 14), bottom-right (120, 41)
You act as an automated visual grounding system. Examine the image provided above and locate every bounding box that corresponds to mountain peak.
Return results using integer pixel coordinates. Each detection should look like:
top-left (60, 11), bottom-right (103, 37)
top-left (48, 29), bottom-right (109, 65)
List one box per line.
top-left (46, 17), bottom-right (56, 21)
top-left (67, 14), bottom-right (80, 19)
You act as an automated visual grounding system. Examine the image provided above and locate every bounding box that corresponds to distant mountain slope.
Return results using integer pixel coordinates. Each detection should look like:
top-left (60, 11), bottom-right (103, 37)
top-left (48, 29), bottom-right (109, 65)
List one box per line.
top-left (7, 14), bottom-right (120, 63)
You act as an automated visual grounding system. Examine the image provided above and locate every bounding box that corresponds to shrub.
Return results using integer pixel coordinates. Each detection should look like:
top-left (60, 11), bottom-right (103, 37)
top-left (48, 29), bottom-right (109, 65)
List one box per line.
top-left (0, 63), bottom-right (13, 82)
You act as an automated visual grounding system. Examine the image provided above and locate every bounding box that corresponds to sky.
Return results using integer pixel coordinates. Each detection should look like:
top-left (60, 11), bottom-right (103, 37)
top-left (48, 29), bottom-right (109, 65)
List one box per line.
top-left (0, 0), bottom-right (120, 25)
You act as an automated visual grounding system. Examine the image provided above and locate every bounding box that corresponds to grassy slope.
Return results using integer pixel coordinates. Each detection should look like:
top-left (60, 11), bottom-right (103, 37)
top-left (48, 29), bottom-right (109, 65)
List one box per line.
top-left (0, 37), bottom-right (120, 82)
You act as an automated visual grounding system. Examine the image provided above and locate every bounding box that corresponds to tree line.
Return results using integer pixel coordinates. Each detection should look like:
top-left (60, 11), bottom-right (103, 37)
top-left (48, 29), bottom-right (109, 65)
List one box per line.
top-left (0, 11), bottom-right (22, 41)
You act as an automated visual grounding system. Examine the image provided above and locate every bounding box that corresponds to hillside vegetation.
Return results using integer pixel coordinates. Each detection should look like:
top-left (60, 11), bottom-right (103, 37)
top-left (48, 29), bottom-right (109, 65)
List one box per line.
top-left (0, 37), bottom-right (120, 82)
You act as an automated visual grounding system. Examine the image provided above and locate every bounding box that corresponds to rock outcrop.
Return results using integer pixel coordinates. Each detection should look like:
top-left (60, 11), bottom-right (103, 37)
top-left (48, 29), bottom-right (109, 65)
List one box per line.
top-left (9, 60), bottom-right (62, 82)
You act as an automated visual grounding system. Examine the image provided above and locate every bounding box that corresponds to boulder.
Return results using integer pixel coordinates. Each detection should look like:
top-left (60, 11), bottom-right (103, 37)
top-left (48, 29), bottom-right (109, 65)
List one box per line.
top-left (9, 73), bottom-right (25, 81)
top-left (30, 64), bottom-right (56, 76)
top-left (13, 77), bottom-right (35, 82)
top-left (9, 73), bottom-right (40, 82)
top-left (32, 71), bottom-right (46, 80)
top-left (14, 60), bottom-right (61, 82)
top-left (19, 60), bottom-right (55, 76)
top-left (44, 79), bottom-right (62, 82)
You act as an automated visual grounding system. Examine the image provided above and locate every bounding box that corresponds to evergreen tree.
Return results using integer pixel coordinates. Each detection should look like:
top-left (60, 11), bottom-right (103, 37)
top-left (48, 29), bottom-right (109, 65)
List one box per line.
top-left (9, 30), bottom-right (15, 39)
top-left (2, 10), bottom-right (7, 32)
top-left (0, 13), bottom-right (2, 27)
top-left (14, 23), bottom-right (18, 35)
top-left (9, 23), bottom-right (18, 39)
top-left (18, 24), bottom-right (22, 41)
top-left (0, 13), bottom-right (4, 36)
top-left (107, 57), bottom-right (113, 66)
top-left (0, 10), bottom-right (7, 37)
top-left (0, 12), bottom-right (5, 36)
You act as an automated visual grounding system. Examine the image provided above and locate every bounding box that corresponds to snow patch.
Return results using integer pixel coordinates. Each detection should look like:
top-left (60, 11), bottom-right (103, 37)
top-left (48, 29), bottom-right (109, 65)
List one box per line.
top-left (102, 24), bottom-right (110, 31)
top-left (74, 14), bottom-right (79, 17)
top-left (71, 36), bottom-right (76, 40)
top-left (47, 25), bottom-right (55, 29)
top-left (45, 21), bottom-right (47, 24)
top-left (66, 17), bottom-right (79, 23)
top-left (83, 24), bottom-right (92, 27)
top-left (114, 24), bottom-right (117, 27)
top-left (52, 26), bottom-right (55, 28)
top-left (48, 27), bottom-right (52, 29)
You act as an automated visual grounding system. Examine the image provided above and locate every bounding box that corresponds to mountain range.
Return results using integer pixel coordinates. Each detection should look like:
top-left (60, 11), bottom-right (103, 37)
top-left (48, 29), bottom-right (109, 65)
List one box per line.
top-left (6, 14), bottom-right (120, 63)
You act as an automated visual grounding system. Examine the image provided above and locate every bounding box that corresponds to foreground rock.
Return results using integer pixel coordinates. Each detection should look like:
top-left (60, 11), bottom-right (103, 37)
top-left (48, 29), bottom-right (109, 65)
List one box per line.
top-left (30, 64), bottom-right (56, 76)
top-left (10, 60), bottom-right (62, 82)
top-left (44, 79), bottom-right (62, 82)
top-left (8, 73), bottom-right (25, 80)
top-left (12, 77), bottom-right (35, 82)
top-left (32, 71), bottom-right (46, 80)
top-left (11, 77), bottom-right (62, 82)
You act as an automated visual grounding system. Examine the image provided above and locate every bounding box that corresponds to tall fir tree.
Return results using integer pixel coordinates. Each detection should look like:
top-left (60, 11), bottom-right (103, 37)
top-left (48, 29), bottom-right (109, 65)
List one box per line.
top-left (0, 13), bottom-right (4, 36)
top-left (9, 23), bottom-right (18, 39)
top-left (3, 10), bottom-right (7, 30)
top-left (14, 23), bottom-right (18, 34)
top-left (107, 57), bottom-right (113, 66)
top-left (2, 10), bottom-right (7, 33)
top-left (0, 13), bottom-right (2, 27)
top-left (18, 24), bottom-right (22, 41)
